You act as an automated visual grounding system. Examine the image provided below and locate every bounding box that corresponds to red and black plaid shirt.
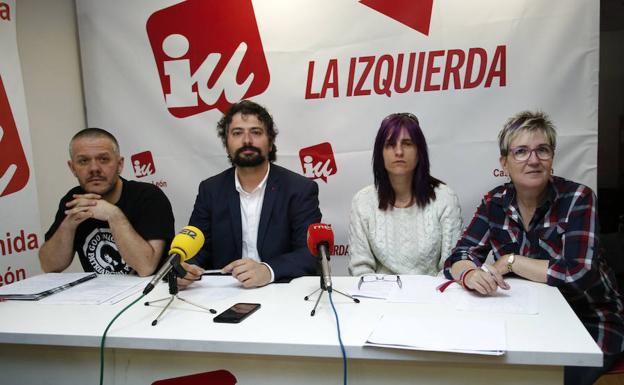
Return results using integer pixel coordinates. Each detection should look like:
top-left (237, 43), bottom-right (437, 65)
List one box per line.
top-left (444, 176), bottom-right (624, 354)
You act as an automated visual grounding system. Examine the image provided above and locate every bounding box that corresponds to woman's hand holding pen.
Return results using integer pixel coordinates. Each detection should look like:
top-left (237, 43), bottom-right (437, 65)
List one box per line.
top-left (464, 263), bottom-right (510, 295)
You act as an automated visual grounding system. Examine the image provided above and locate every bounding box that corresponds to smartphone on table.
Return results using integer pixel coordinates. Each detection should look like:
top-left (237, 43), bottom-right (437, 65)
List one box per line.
top-left (213, 303), bottom-right (261, 323)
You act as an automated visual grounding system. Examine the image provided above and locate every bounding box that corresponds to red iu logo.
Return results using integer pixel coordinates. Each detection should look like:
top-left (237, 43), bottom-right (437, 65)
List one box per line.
top-left (146, 0), bottom-right (270, 118)
top-left (0, 75), bottom-right (30, 198)
top-left (299, 142), bottom-right (337, 183)
top-left (360, 0), bottom-right (434, 36)
top-left (131, 151), bottom-right (156, 178)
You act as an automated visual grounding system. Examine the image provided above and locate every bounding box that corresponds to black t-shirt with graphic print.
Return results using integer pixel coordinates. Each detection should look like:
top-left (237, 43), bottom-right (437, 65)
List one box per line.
top-left (45, 178), bottom-right (175, 274)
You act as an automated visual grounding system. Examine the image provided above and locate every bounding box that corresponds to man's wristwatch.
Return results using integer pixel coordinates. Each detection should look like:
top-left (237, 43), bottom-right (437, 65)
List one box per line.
top-left (506, 253), bottom-right (516, 273)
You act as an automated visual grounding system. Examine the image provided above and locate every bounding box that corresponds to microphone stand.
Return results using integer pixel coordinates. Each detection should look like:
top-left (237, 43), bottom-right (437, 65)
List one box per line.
top-left (304, 260), bottom-right (359, 317)
top-left (144, 269), bottom-right (217, 326)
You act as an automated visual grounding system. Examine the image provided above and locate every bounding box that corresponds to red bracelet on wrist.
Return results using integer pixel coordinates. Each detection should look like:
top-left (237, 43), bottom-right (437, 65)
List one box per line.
top-left (460, 268), bottom-right (477, 290)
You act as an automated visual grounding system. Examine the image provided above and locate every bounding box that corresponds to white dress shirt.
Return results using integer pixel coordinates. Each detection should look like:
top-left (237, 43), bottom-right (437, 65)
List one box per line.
top-left (235, 165), bottom-right (275, 282)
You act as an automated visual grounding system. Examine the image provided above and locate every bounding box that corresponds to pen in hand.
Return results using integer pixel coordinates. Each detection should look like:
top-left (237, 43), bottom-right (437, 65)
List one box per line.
top-left (481, 264), bottom-right (510, 290)
top-left (201, 269), bottom-right (232, 276)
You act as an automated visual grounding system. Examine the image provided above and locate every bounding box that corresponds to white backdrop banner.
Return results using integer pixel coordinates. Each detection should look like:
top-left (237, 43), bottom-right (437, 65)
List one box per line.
top-left (0, 0), bottom-right (43, 284)
top-left (76, 0), bottom-right (598, 274)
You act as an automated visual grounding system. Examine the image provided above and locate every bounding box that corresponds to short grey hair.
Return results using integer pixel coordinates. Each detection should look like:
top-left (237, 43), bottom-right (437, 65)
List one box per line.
top-left (69, 127), bottom-right (120, 158)
top-left (498, 111), bottom-right (557, 156)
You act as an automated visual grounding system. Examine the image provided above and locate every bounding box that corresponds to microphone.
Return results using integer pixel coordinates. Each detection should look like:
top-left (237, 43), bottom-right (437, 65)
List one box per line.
top-left (307, 223), bottom-right (334, 292)
top-left (143, 226), bottom-right (205, 295)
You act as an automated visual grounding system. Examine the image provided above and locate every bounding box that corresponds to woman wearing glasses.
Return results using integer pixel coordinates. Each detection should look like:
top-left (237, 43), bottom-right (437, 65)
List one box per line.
top-left (444, 111), bottom-right (623, 385)
top-left (348, 112), bottom-right (462, 276)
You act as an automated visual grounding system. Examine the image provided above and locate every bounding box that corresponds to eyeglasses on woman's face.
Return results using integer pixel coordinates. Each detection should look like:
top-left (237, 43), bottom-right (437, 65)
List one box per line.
top-left (508, 144), bottom-right (554, 162)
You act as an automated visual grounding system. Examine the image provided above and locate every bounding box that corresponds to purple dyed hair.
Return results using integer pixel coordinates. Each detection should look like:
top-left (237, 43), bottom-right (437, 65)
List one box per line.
top-left (372, 113), bottom-right (442, 210)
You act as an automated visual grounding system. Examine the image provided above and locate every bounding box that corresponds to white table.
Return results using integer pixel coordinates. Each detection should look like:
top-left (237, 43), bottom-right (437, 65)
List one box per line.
top-left (0, 276), bottom-right (602, 384)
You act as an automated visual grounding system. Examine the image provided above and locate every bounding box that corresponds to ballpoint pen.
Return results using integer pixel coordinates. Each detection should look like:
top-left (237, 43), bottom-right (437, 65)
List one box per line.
top-left (201, 269), bottom-right (232, 276)
top-left (481, 264), bottom-right (510, 289)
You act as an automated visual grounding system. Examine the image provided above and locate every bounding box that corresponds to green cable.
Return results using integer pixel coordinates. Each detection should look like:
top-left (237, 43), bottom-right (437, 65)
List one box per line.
top-left (99, 294), bottom-right (145, 385)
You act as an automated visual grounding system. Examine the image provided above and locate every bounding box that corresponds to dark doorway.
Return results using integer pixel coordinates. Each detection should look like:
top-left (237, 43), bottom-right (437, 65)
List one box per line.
top-left (598, 0), bottom-right (624, 288)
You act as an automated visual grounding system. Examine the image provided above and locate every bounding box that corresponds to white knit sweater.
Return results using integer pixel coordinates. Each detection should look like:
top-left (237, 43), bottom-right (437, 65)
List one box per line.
top-left (348, 184), bottom-right (462, 276)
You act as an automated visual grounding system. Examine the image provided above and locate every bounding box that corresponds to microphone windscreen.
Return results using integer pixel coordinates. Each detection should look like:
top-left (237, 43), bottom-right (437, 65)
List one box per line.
top-left (169, 226), bottom-right (205, 261)
top-left (307, 223), bottom-right (334, 257)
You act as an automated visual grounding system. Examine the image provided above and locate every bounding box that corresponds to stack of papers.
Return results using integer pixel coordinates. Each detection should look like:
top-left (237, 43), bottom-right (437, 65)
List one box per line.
top-left (40, 275), bottom-right (151, 305)
top-left (366, 314), bottom-right (506, 355)
top-left (0, 272), bottom-right (96, 300)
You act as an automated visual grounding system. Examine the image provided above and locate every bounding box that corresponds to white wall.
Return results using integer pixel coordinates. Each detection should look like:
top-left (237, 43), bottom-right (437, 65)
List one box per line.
top-left (13, 1), bottom-right (622, 274)
top-left (16, 0), bottom-right (85, 271)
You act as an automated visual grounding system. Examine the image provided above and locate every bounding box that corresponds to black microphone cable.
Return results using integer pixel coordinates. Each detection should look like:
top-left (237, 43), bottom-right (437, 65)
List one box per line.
top-left (328, 290), bottom-right (347, 385)
top-left (99, 293), bottom-right (145, 385)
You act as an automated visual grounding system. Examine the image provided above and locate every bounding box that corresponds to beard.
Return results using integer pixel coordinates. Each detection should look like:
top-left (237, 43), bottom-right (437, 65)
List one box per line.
top-left (231, 146), bottom-right (266, 167)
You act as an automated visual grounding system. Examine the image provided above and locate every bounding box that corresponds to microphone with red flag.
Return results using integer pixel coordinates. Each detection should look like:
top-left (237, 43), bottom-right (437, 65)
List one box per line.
top-left (307, 223), bottom-right (334, 291)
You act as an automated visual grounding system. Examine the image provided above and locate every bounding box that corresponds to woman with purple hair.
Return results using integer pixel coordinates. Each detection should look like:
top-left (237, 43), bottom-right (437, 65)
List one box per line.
top-left (348, 113), bottom-right (462, 276)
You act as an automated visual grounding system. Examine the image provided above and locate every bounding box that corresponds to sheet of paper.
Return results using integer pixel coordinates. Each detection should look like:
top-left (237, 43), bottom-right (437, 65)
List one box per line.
top-left (177, 275), bottom-right (244, 304)
top-left (454, 279), bottom-right (539, 315)
top-left (351, 275), bottom-right (452, 304)
top-left (39, 275), bottom-right (150, 305)
top-left (366, 314), bottom-right (506, 355)
top-left (386, 275), bottom-right (449, 303)
top-left (351, 280), bottom-right (399, 299)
